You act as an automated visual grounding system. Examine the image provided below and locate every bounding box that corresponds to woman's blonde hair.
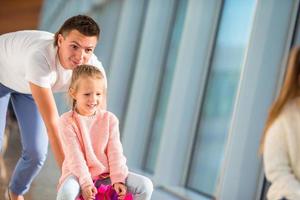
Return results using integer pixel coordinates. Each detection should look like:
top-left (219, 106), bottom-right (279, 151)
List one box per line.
top-left (260, 46), bottom-right (300, 153)
top-left (69, 64), bottom-right (106, 111)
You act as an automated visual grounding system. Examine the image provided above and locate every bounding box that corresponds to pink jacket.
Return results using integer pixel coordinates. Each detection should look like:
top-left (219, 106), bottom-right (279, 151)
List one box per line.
top-left (57, 110), bottom-right (128, 190)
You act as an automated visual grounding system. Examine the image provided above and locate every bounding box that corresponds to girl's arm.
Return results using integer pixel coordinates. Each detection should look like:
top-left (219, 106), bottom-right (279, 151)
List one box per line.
top-left (59, 116), bottom-right (94, 188)
top-left (29, 82), bottom-right (64, 168)
top-left (107, 113), bottom-right (128, 184)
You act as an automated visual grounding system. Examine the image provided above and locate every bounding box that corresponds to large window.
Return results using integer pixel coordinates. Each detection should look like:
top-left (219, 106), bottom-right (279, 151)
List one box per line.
top-left (39, 0), bottom-right (298, 199)
top-left (186, 0), bottom-right (255, 196)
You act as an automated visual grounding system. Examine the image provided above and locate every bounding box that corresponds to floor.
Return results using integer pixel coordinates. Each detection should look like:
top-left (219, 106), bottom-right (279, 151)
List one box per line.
top-left (0, 114), bottom-right (59, 200)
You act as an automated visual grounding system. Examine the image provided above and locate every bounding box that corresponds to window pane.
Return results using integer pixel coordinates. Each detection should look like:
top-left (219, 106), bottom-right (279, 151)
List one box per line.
top-left (186, 0), bottom-right (255, 196)
top-left (143, 0), bottom-right (188, 173)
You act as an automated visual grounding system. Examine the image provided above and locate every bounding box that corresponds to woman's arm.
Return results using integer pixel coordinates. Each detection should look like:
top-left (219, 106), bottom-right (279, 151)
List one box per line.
top-left (264, 118), bottom-right (300, 198)
top-left (29, 82), bottom-right (64, 168)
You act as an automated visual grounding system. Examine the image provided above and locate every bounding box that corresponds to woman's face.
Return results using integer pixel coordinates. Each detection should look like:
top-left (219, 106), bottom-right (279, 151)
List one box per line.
top-left (57, 30), bottom-right (98, 70)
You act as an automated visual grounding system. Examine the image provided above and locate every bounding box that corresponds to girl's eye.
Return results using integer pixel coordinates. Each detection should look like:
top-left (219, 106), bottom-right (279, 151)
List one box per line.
top-left (84, 93), bottom-right (90, 96)
top-left (96, 93), bottom-right (101, 96)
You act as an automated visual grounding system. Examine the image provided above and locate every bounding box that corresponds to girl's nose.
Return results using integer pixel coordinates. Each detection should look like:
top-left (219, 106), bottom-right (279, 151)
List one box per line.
top-left (89, 94), bottom-right (97, 101)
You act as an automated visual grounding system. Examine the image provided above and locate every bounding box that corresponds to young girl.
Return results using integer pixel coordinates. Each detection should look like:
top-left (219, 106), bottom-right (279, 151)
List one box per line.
top-left (56, 64), bottom-right (153, 200)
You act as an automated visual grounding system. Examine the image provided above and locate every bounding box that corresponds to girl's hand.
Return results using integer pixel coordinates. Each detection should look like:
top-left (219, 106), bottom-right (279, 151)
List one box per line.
top-left (113, 182), bottom-right (127, 200)
top-left (82, 185), bottom-right (97, 200)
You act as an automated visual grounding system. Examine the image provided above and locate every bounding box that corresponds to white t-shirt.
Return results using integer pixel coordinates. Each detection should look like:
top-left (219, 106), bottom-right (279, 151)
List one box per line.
top-left (0, 30), bottom-right (106, 94)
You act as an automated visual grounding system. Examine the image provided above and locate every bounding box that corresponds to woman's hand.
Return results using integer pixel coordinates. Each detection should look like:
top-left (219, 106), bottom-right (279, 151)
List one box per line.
top-left (113, 182), bottom-right (127, 200)
top-left (82, 185), bottom-right (97, 200)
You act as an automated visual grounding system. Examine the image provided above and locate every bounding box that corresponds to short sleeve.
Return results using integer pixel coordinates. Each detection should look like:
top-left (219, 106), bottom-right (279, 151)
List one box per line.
top-left (25, 51), bottom-right (53, 88)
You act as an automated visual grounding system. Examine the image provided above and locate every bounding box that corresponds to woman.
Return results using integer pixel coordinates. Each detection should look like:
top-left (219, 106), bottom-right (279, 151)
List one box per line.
top-left (261, 46), bottom-right (300, 200)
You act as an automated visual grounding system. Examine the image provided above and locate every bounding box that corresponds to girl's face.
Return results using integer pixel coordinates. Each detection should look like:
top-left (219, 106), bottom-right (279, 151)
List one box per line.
top-left (70, 77), bottom-right (105, 116)
top-left (57, 30), bottom-right (98, 70)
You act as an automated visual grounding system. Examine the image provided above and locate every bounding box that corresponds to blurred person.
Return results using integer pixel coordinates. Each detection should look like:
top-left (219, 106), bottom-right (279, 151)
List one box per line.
top-left (0, 15), bottom-right (107, 200)
top-left (261, 46), bottom-right (300, 200)
top-left (56, 64), bottom-right (153, 200)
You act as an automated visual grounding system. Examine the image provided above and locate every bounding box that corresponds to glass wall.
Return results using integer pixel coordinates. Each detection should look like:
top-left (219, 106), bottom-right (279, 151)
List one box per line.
top-left (39, 0), bottom-right (299, 199)
top-left (186, 0), bottom-right (255, 196)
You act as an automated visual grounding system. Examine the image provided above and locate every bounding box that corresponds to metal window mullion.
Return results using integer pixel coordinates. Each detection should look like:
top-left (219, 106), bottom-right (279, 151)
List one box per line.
top-left (153, 0), bottom-right (223, 187)
top-left (141, 0), bottom-right (182, 172)
top-left (121, 0), bottom-right (178, 169)
top-left (183, 0), bottom-right (224, 189)
top-left (107, 0), bottom-right (148, 129)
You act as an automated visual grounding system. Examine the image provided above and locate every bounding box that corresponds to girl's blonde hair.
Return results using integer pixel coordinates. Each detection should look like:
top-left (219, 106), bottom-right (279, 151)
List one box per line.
top-left (69, 64), bottom-right (106, 111)
top-left (260, 46), bottom-right (300, 154)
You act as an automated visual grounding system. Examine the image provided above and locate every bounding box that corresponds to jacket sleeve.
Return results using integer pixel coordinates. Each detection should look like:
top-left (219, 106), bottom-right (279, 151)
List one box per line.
top-left (107, 113), bottom-right (129, 184)
top-left (59, 117), bottom-right (93, 189)
top-left (264, 117), bottom-right (300, 198)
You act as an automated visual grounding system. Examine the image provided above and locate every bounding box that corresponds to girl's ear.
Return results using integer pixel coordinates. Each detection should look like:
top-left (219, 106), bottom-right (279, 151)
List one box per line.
top-left (69, 88), bottom-right (76, 99)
